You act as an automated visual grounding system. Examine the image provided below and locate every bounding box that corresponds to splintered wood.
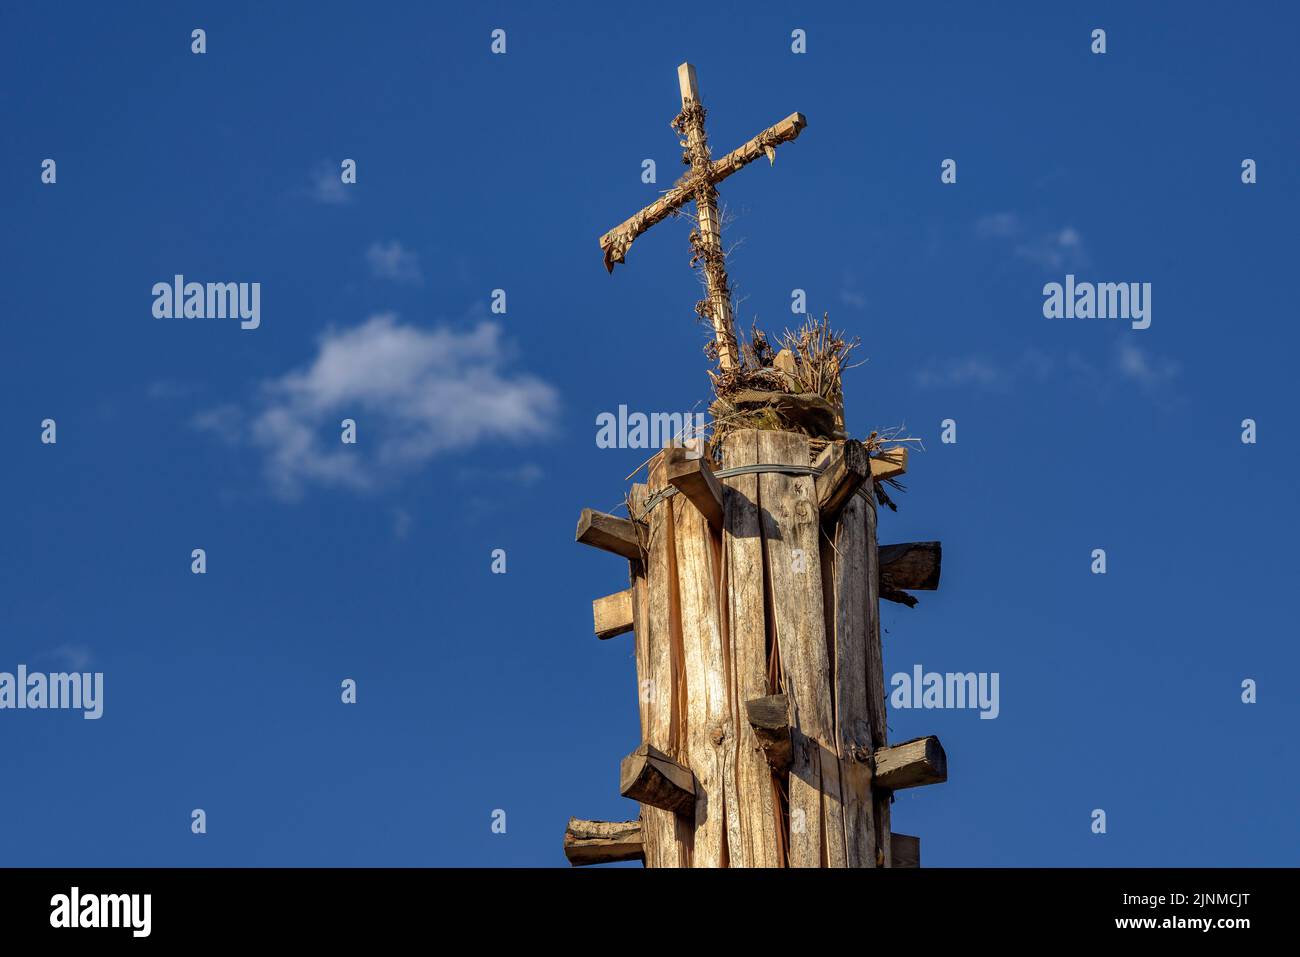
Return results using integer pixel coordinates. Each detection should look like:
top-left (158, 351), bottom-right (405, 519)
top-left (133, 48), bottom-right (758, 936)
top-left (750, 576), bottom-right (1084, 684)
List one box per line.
top-left (572, 429), bottom-right (945, 867)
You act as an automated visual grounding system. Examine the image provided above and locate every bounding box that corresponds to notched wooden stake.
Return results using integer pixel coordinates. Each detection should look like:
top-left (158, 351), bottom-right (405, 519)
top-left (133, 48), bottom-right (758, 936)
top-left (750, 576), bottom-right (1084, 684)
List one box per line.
top-left (873, 735), bottom-right (947, 791)
top-left (563, 818), bottom-right (645, 866)
top-left (814, 439), bottom-right (870, 520)
top-left (619, 744), bottom-right (696, 817)
top-left (879, 541), bottom-right (942, 592)
top-left (744, 693), bottom-right (792, 773)
top-left (890, 832), bottom-right (920, 868)
top-left (870, 446), bottom-right (908, 481)
top-left (575, 508), bottom-right (644, 560)
top-left (663, 446), bottom-right (724, 531)
top-left (593, 589), bottom-right (634, 640)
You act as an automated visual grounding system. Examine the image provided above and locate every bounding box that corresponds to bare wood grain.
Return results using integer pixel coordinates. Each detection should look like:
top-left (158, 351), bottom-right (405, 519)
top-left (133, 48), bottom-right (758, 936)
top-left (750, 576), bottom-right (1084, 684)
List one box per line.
top-left (664, 446), bottom-right (724, 531)
top-left (564, 818), bottom-right (645, 866)
top-left (758, 429), bottom-right (842, 867)
top-left (672, 489), bottom-right (729, 865)
top-left (874, 736), bottom-right (948, 791)
top-left (593, 589), bottom-right (634, 640)
top-left (722, 430), bottom-right (783, 867)
top-left (620, 744), bottom-right (696, 816)
top-left (576, 508), bottom-right (644, 560)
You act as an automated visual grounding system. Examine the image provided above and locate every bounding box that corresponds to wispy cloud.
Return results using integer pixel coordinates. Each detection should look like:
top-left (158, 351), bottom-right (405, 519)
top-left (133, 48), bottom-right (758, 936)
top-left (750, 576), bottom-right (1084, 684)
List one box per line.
top-left (1015, 226), bottom-right (1086, 270)
top-left (195, 315), bottom-right (559, 500)
top-left (1114, 341), bottom-right (1181, 391)
top-left (914, 355), bottom-right (1014, 391)
top-left (975, 212), bottom-right (1087, 270)
top-left (974, 211), bottom-right (1022, 240)
top-left (915, 343), bottom-right (1179, 397)
top-left (455, 462), bottom-right (545, 486)
top-left (147, 380), bottom-right (202, 401)
top-left (49, 645), bottom-right (94, 670)
top-left (838, 269), bottom-right (868, 310)
top-left (191, 404), bottom-right (242, 444)
top-left (366, 240), bottom-right (422, 283)
top-left (309, 162), bottom-right (351, 205)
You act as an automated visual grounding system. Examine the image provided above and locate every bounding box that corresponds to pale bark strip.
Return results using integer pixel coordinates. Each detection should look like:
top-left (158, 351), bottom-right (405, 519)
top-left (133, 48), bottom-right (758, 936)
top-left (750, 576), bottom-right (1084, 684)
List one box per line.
top-left (757, 430), bottom-right (842, 867)
top-left (826, 493), bottom-right (877, 867)
top-left (861, 480), bottom-right (891, 865)
top-left (722, 430), bottom-right (782, 867)
top-left (637, 476), bottom-right (687, 867)
top-left (672, 492), bottom-right (729, 867)
top-left (714, 514), bottom-right (744, 868)
top-left (627, 487), bottom-right (656, 868)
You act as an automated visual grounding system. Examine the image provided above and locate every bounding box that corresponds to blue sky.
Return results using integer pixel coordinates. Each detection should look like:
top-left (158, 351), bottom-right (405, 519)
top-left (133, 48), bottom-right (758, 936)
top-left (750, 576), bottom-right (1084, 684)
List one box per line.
top-left (3, 1), bottom-right (1297, 866)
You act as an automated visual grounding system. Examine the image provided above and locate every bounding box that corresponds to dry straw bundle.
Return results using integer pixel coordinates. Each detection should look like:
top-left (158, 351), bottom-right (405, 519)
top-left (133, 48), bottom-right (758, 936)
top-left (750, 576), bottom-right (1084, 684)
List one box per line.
top-left (707, 313), bottom-right (860, 452)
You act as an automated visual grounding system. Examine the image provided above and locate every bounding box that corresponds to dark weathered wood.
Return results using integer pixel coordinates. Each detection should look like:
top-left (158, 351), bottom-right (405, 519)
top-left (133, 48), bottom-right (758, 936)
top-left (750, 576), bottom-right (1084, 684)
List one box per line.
top-left (874, 736), bottom-right (948, 791)
top-left (824, 489), bottom-right (877, 867)
top-left (620, 743), bottom-right (696, 817)
top-left (814, 439), bottom-right (870, 520)
top-left (563, 818), bottom-right (645, 866)
top-left (879, 541), bottom-right (942, 592)
top-left (880, 589), bottom-right (919, 608)
top-left (593, 589), bottom-right (634, 640)
top-left (890, 833), bottom-right (920, 868)
top-left (575, 508), bottom-right (643, 560)
top-left (663, 446), bottom-right (724, 532)
top-left (745, 694), bottom-right (792, 773)
top-left (861, 470), bottom-right (891, 865)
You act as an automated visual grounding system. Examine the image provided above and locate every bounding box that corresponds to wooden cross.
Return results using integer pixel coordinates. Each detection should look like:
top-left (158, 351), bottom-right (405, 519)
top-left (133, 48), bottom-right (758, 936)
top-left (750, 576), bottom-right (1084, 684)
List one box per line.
top-left (599, 63), bottom-right (807, 372)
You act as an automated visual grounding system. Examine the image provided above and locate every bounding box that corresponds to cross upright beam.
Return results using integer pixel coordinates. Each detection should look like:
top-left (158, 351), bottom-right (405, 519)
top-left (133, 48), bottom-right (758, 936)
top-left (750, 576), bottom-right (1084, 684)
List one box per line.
top-left (675, 63), bottom-right (736, 371)
top-left (598, 63), bottom-right (807, 373)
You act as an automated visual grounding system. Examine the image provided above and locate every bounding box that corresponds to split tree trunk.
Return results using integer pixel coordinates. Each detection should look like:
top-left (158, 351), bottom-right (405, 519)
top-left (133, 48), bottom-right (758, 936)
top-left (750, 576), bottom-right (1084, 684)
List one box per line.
top-left (619, 429), bottom-right (892, 866)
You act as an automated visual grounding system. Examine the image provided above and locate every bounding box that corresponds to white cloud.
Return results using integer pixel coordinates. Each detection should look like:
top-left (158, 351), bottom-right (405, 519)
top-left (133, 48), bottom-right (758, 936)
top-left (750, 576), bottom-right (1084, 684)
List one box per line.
top-left (310, 163), bottom-right (351, 205)
top-left (198, 315), bottom-right (559, 499)
top-left (366, 240), bottom-right (422, 283)
top-left (147, 380), bottom-right (202, 400)
top-left (1014, 226), bottom-right (1087, 270)
top-left (975, 212), bottom-right (1087, 270)
top-left (1114, 341), bottom-right (1180, 390)
top-left (915, 355), bottom-right (1010, 391)
top-left (915, 343), bottom-right (1179, 396)
top-left (974, 211), bottom-right (1022, 239)
top-left (191, 403), bottom-right (243, 444)
top-left (456, 462), bottom-right (545, 485)
top-left (49, 645), bottom-right (94, 670)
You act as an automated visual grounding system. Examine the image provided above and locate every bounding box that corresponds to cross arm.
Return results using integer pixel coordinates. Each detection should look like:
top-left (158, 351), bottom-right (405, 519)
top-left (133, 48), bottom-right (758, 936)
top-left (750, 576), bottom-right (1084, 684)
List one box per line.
top-left (599, 181), bottom-right (697, 273)
top-left (710, 111), bottom-right (807, 181)
top-left (598, 111), bottom-right (808, 272)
